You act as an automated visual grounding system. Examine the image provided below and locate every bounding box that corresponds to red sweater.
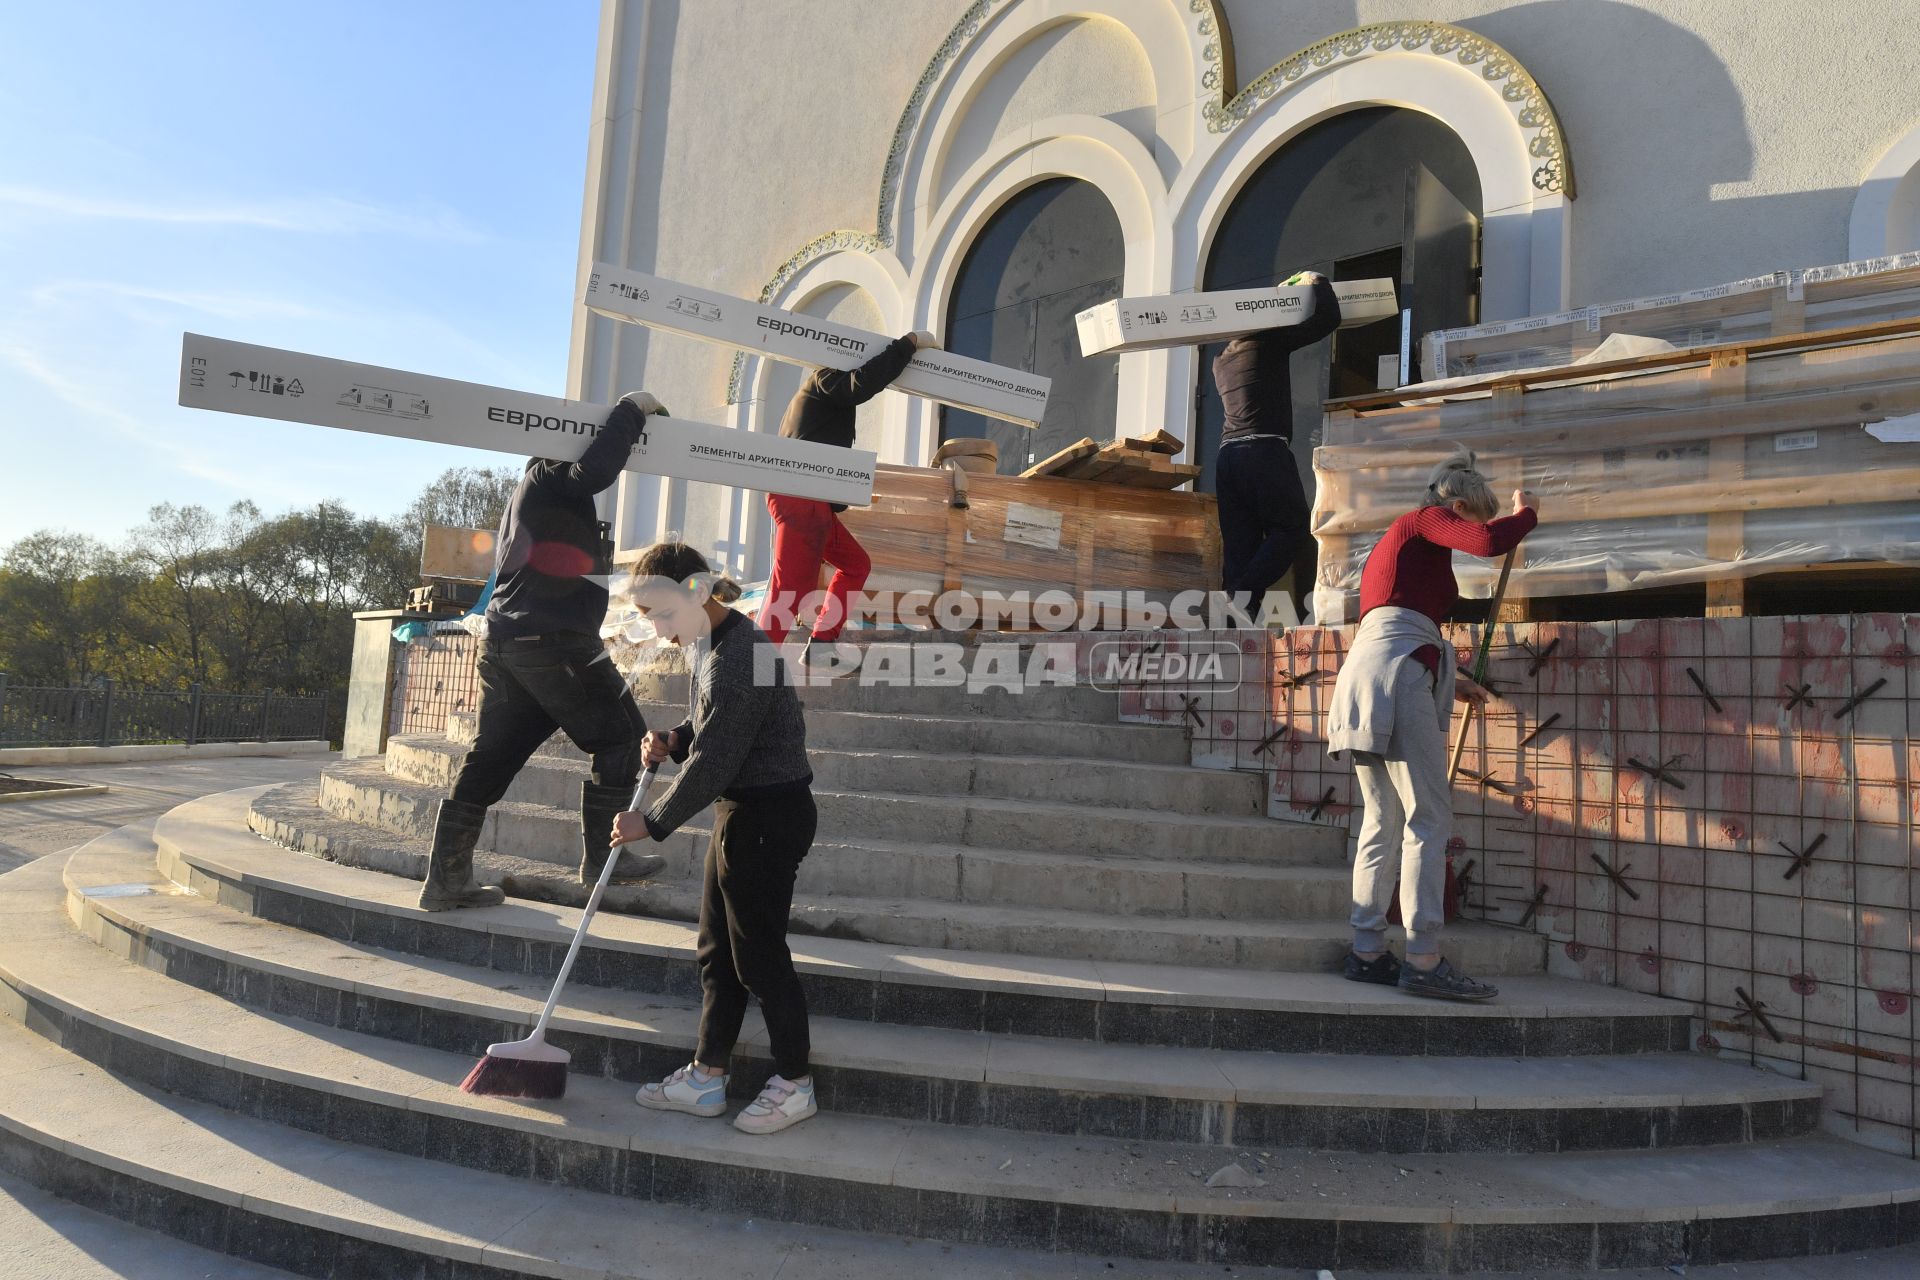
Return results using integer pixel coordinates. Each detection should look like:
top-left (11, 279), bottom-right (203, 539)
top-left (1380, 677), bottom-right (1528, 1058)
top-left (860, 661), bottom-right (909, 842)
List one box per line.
top-left (1359, 506), bottom-right (1538, 670)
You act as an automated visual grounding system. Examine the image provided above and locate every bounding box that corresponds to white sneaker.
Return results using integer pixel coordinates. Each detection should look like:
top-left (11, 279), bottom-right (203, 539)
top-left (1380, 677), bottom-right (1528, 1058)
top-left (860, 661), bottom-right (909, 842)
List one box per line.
top-left (731, 1075), bottom-right (816, 1134)
top-left (635, 1062), bottom-right (728, 1117)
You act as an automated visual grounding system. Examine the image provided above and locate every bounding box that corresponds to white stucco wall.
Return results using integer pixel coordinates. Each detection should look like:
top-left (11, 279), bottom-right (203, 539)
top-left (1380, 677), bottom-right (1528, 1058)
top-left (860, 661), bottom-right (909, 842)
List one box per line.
top-left (578, 0), bottom-right (1920, 566)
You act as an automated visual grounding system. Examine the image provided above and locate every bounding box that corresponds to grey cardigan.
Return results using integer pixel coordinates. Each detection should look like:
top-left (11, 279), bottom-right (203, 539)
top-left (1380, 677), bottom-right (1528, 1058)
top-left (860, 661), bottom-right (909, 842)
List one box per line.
top-left (642, 610), bottom-right (812, 839)
top-left (1325, 607), bottom-right (1456, 762)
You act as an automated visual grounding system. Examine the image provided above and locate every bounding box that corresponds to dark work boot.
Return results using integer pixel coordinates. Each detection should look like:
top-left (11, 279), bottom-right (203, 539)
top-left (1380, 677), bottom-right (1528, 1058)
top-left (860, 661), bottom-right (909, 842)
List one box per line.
top-left (417, 798), bottom-right (506, 911)
top-left (580, 781), bottom-right (664, 887)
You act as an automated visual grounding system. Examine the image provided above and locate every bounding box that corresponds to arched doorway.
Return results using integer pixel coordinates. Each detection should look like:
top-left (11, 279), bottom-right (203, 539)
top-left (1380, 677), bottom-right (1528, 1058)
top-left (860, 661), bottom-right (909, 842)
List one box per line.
top-left (1198, 106), bottom-right (1483, 603)
top-left (940, 177), bottom-right (1125, 474)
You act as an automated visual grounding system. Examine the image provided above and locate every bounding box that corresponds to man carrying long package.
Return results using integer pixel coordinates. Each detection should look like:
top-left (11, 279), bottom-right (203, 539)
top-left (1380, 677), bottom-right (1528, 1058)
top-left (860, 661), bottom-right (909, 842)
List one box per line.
top-left (1210, 271), bottom-right (1341, 619)
top-left (764, 327), bottom-right (940, 670)
top-left (420, 391), bottom-right (669, 911)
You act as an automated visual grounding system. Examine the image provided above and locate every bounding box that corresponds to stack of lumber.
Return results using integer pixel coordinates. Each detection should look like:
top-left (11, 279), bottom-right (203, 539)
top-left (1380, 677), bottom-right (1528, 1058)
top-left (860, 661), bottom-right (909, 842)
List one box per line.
top-left (1020, 430), bottom-right (1198, 488)
top-left (1422, 250), bottom-right (1920, 380)
top-left (1312, 317), bottom-right (1920, 623)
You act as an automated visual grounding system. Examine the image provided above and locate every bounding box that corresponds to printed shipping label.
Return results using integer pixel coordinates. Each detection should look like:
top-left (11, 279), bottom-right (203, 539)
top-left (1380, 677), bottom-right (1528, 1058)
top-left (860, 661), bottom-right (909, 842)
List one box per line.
top-left (1773, 430), bottom-right (1819, 453)
top-left (1003, 501), bottom-right (1064, 550)
top-left (178, 333), bottom-right (877, 507)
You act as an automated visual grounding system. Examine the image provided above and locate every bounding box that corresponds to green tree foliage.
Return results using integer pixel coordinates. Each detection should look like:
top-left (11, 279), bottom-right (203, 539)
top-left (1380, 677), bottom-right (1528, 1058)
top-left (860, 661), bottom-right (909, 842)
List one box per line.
top-left (0, 467), bottom-right (518, 740)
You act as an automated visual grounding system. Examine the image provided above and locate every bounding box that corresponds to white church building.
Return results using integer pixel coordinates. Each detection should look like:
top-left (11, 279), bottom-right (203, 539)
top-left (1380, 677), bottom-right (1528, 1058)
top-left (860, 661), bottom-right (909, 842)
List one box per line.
top-left (565, 0), bottom-right (1920, 582)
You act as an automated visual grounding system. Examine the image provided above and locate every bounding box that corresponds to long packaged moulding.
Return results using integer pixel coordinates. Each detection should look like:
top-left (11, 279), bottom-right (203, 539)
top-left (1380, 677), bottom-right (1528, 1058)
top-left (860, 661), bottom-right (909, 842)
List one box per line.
top-left (584, 264), bottom-right (1050, 427)
top-left (176, 333), bottom-right (879, 508)
top-left (1421, 250), bottom-right (1920, 380)
top-left (1074, 279), bottom-right (1397, 357)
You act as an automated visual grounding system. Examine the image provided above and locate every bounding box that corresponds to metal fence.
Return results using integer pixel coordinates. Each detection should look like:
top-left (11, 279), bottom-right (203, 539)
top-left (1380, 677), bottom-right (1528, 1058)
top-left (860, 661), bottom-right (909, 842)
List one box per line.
top-left (0, 676), bottom-right (329, 749)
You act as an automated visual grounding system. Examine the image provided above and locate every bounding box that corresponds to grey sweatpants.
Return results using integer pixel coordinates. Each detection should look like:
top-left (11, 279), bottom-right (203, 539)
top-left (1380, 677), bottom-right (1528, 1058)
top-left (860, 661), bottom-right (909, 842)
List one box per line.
top-left (1350, 659), bottom-right (1452, 956)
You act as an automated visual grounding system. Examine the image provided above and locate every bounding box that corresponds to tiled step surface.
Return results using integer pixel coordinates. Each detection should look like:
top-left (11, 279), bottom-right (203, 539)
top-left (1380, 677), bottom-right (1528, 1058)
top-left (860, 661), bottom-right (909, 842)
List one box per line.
top-left (321, 756), bottom-right (1347, 867)
top-left (205, 788), bottom-right (1665, 1055)
top-left (629, 670), bottom-right (1130, 723)
top-left (9, 855), bottom-right (1920, 1273)
top-left (0, 1013), bottom-right (1266, 1279)
top-left (263, 775), bottom-right (1353, 922)
top-left (392, 732), bottom-right (1270, 819)
top-left (0, 1171), bottom-right (296, 1280)
top-left (447, 705), bottom-right (1198, 766)
top-left (57, 822), bottom-right (1818, 1154)
top-left (273, 778), bottom-right (1417, 970)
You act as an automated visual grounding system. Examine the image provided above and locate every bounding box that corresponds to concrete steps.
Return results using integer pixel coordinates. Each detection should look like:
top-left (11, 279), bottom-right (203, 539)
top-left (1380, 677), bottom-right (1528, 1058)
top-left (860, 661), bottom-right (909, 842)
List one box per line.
top-left (629, 670), bottom-right (1131, 722)
top-left (271, 776), bottom-right (1543, 976)
top-left (56, 819), bottom-right (1822, 1154)
top-left (263, 775), bottom-right (1350, 921)
top-left (448, 705), bottom-right (1198, 766)
top-left (397, 731), bottom-right (1270, 819)
top-left (212, 788), bottom-right (1664, 1055)
top-left (321, 756), bottom-right (1337, 868)
top-left (8, 833), bottom-right (1920, 1273)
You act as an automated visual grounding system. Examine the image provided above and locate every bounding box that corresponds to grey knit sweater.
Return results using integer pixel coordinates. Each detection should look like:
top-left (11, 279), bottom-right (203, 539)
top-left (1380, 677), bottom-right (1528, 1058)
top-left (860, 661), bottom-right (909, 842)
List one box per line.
top-left (642, 610), bottom-right (812, 839)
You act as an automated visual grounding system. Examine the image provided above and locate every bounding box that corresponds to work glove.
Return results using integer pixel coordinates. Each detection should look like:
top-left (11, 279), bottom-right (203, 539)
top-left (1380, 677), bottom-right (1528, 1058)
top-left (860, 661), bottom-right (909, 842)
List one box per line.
top-left (620, 391), bottom-right (667, 416)
top-left (908, 330), bottom-right (939, 351)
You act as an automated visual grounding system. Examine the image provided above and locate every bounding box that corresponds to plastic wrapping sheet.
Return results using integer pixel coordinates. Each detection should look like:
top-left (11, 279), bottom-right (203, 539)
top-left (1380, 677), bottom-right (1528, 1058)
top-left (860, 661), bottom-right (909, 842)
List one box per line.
top-left (833, 463), bottom-right (1219, 625)
top-left (1313, 327), bottom-right (1920, 615)
top-left (1423, 251), bottom-right (1920, 380)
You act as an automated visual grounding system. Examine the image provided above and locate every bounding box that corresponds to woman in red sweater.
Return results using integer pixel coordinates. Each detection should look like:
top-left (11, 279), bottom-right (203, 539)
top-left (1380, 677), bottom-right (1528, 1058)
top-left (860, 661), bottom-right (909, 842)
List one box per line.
top-left (1325, 451), bottom-right (1538, 1000)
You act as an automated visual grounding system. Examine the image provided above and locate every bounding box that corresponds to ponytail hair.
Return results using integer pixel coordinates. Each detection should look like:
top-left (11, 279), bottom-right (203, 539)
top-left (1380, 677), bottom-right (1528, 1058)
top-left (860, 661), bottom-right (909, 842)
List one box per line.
top-left (626, 541), bottom-right (743, 605)
top-left (1423, 446), bottom-right (1499, 522)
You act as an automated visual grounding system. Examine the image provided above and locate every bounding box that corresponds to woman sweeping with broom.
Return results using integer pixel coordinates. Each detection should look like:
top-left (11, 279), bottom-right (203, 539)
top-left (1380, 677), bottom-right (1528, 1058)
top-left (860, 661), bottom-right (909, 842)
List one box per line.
top-left (608, 542), bottom-right (821, 1134)
top-left (1327, 450), bottom-right (1538, 1001)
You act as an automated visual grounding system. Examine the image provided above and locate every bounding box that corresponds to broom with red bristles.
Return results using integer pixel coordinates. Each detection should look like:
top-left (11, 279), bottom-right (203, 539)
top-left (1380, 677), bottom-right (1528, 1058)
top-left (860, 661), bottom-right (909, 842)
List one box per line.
top-left (460, 765), bottom-right (657, 1099)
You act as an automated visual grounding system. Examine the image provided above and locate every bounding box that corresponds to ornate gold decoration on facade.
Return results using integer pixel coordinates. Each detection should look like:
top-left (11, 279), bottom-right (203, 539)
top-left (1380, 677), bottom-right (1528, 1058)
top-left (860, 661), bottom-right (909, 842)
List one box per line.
top-left (728, 8), bottom-right (1568, 403)
top-left (1210, 21), bottom-right (1575, 198)
top-left (731, 0), bottom-right (1229, 404)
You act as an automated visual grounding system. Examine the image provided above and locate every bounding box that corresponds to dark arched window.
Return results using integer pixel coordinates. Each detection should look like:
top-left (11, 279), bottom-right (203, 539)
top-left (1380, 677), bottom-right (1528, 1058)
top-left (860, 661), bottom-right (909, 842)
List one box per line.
top-left (941, 177), bottom-right (1124, 473)
top-left (1196, 106), bottom-right (1482, 601)
top-left (1198, 106), bottom-right (1483, 489)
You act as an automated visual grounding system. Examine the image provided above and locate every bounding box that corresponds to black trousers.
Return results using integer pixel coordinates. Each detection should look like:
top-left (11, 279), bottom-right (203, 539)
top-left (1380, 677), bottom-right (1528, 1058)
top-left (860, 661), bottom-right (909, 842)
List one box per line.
top-left (1215, 434), bottom-right (1310, 617)
top-left (449, 634), bottom-right (645, 807)
top-left (695, 787), bottom-right (816, 1080)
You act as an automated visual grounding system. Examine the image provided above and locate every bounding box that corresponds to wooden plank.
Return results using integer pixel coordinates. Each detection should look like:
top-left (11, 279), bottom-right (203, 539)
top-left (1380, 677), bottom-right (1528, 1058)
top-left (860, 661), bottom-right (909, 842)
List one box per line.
top-left (1117, 429), bottom-right (1183, 454)
top-left (1021, 437), bottom-right (1098, 478)
top-left (1704, 349), bottom-right (1750, 617)
top-left (1489, 386), bottom-right (1532, 625)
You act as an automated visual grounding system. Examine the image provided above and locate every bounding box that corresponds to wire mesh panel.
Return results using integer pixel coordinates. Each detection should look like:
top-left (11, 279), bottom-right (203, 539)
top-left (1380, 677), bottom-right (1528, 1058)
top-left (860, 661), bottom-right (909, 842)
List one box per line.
top-left (392, 633), bottom-right (482, 738)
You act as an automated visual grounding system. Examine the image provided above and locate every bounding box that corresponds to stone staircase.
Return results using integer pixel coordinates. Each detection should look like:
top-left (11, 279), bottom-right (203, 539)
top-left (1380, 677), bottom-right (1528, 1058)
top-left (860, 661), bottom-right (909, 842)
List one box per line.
top-left (1, 650), bottom-right (1918, 1274)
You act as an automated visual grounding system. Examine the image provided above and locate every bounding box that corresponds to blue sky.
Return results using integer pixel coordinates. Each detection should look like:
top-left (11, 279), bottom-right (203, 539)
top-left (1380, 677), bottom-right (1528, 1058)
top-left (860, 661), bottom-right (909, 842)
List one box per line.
top-left (0, 2), bottom-right (601, 548)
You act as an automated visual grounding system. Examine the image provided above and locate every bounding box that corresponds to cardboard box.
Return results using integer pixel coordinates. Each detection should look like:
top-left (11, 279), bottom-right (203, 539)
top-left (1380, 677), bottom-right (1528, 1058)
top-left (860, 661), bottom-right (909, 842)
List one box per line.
top-left (178, 333), bottom-right (878, 508)
top-left (420, 525), bottom-right (495, 581)
top-left (584, 264), bottom-right (1051, 427)
top-left (1074, 279), bottom-right (1397, 356)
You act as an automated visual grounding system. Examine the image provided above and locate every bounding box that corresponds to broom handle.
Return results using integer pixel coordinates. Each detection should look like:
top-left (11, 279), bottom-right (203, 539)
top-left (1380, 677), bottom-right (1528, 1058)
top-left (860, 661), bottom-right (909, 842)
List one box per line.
top-left (528, 765), bottom-right (657, 1041)
top-left (1447, 551), bottom-right (1516, 778)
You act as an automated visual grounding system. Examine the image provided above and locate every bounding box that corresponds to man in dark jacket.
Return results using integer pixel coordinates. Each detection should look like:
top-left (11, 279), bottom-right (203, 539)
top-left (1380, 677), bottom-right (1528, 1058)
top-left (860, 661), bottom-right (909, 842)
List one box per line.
top-left (760, 328), bottom-right (935, 664)
top-left (1210, 272), bottom-right (1342, 620)
top-left (418, 390), bottom-right (666, 910)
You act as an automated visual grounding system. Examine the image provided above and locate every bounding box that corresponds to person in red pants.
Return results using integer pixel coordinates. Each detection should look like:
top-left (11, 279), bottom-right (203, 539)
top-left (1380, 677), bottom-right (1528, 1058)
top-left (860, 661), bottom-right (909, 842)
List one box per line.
top-left (762, 327), bottom-right (936, 669)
